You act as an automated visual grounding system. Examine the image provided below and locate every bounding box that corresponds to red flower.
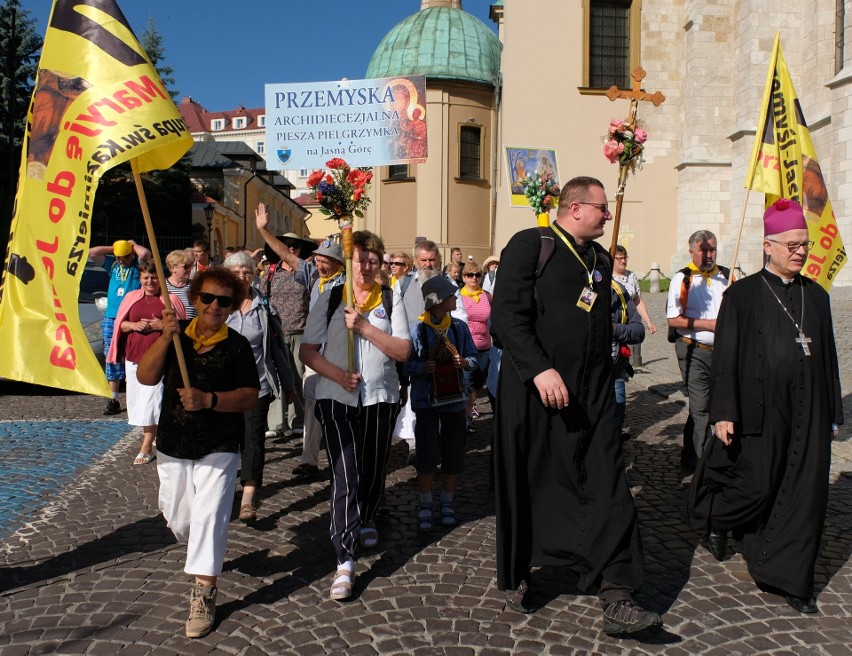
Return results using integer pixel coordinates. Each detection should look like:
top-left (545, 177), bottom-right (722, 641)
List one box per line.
top-left (307, 170), bottom-right (324, 187)
top-left (325, 174), bottom-right (334, 184)
top-left (326, 158), bottom-right (349, 170)
top-left (347, 169), bottom-right (369, 187)
top-left (315, 192), bottom-right (324, 201)
top-left (352, 188), bottom-right (364, 201)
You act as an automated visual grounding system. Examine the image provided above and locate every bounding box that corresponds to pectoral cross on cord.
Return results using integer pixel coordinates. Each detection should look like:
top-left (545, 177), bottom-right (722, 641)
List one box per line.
top-left (795, 331), bottom-right (812, 356)
top-left (762, 276), bottom-right (811, 357)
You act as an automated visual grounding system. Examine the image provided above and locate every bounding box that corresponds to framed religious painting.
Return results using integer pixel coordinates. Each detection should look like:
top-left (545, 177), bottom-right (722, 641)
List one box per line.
top-left (505, 147), bottom-right (560, 208)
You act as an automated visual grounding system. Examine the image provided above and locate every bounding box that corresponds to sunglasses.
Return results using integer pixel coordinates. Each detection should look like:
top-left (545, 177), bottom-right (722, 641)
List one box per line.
top-left (465, 272), bottom-right (482, 278)
top-left (198, 292), bottom-right (234, 308)
top-left (390, 261), bottom-right (406, 267)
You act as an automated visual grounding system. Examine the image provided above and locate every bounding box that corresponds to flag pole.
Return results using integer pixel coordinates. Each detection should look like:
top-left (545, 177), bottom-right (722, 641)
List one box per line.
top-left (130, 158), bottom-right (190, 387)
top-left (726, 189), bottom-right (751, 287)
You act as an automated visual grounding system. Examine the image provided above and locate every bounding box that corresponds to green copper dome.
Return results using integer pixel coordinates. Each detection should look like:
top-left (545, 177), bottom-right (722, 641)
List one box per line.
top-left (366, 7), bottom-right (501, 87)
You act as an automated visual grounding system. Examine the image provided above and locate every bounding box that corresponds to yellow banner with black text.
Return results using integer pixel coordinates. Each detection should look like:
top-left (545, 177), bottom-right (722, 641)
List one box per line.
top-left (0, 0), bottom-right (192, 395)
top-left (745, 34), bottom-right (846, 290)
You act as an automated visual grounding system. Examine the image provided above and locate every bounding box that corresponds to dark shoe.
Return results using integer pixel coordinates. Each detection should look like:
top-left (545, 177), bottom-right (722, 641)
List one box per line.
top-left (505, 579), bottom-right (536, 614)
top-left (103, 398), bottom-right (121, 415)
top-left (292, 463), bottom-right (319, 478)
top-left (603, 600), bottom-right (663, 636)
top-left (619, 431), bottom-right (631, 442)
top-left (706, 528), bottom-right (728, 561)
top-left (465, 417), bottom-right (476, 433)
top-left (785, 594), bottom-right (818, 614)
top-left (238, 504), bottom-right (257, 522)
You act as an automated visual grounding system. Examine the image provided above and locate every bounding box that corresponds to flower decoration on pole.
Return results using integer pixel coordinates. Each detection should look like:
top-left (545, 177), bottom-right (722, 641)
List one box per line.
top-left (603, 118), bottom-right (647, 173)
top-left (520, 172), bottom-right (561, 227)
top-left (307, 157), bottom-right (373, 370)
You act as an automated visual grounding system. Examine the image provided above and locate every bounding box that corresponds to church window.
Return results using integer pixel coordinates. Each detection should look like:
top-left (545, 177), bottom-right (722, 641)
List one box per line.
top-left (459, 125), bottom-right (483, 179)
top-left (584, 0), bottom-right (640, 90)
top-left (387, 164), bottom-right (410, 180)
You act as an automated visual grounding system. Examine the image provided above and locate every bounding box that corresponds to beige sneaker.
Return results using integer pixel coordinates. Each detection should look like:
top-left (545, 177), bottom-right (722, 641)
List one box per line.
top-left (185, 582), bottom-right (217, 638)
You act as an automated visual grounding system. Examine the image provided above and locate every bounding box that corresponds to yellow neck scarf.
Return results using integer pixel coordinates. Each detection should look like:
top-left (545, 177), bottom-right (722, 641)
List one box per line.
top-left (390, 275), bottom-right (398, 288)
top-left (318, 267), bottom-right (342, 294)
top-left (688, 261), bottom-right (719, 286)
top-left (185, 317), bottom-right (229, 352)
top-left (460, 286), bottom-right (484, 303)
top-left (354, 283), bottom-right (383, 314)
top-left (418, 311), bottom-right (452, 334)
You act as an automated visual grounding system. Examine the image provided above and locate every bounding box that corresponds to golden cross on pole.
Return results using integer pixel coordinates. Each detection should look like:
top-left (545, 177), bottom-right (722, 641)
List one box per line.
top-left (605, 66), bottom-right (666, 256)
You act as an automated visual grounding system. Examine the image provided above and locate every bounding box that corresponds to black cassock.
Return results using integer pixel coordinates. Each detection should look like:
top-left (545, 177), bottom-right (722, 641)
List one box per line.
top-left (688, 269), bottom-right (843, 598)
top-left (491, 224), bottom-right (643, 594)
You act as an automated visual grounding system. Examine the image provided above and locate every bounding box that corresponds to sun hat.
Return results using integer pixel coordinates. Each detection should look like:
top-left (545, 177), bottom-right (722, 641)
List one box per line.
top-left (313, 240), bottom-right (343, 263)
top-left (421, 275), bottom-right (459, 310)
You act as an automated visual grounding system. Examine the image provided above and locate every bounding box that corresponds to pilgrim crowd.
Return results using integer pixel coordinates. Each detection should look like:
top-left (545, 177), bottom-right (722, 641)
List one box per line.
top-left (87, 178), bottom-right (841, 639)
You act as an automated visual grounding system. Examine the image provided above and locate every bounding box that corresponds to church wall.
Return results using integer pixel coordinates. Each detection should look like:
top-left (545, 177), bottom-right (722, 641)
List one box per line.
top-left (494, 0), bottom-right (681, 278)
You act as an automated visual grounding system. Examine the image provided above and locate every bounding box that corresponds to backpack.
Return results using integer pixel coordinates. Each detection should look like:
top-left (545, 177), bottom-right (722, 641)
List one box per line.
top-left (666, 265), bottom-right (730, 343)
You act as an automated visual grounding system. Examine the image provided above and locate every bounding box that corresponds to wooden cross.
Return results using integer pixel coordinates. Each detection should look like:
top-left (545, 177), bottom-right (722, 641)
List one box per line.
top-left (605, 67), bottom-right (666, 256)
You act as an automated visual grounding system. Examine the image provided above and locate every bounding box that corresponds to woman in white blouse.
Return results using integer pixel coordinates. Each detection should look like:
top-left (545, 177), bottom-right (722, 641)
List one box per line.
top-left (299, 230), bottom-right (410, 601)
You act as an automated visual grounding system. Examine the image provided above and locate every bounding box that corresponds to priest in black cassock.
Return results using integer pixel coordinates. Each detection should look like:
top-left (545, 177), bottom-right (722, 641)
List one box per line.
top-left (688, 198), bottom-right (843, 614)
top-left (491, 176), bottom-right (662, 637)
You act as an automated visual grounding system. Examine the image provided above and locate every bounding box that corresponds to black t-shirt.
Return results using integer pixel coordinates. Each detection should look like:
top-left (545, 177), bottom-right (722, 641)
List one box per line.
top-left (157, 323), bottom-right (260, 460)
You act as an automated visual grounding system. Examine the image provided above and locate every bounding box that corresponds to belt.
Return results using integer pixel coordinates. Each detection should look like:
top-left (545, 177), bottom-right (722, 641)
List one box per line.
top-left (678, 336), bottom-right (714, 351)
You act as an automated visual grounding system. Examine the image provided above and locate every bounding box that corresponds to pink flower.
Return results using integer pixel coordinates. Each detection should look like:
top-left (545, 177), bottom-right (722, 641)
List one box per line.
top-left (609, 118), bottom-right (625, 132)
top-left (602, 139), bottom-right (625, 163)
top-left (634, 128), bottom-right (648, 144)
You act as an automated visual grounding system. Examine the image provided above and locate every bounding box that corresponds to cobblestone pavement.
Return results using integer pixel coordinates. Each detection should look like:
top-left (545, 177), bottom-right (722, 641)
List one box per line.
top-left (0, 290), bottom-right (849, 655)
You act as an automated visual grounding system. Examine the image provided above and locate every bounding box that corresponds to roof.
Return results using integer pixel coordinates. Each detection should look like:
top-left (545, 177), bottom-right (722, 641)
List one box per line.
top-left (366, 6), bottom-right (501, 87)
top-left (179, 97), bottom-right (266, 134)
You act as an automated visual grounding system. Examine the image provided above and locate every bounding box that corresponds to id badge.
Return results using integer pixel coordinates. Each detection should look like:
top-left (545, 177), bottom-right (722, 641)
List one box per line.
top-left (576, 287), bottom-right (597, 312)
top-left (117, 287), bottom-right (125, 297)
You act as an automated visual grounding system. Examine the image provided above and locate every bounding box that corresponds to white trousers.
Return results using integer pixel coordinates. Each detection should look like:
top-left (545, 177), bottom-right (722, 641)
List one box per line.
top-left (300, 366), bottom-right (322, 466)
top-left (125, 360), bottom-right (162, 426)
top-left (393, 394), bottom-right (416, 448)
top-left (157, 450), bottom-right (239, 576)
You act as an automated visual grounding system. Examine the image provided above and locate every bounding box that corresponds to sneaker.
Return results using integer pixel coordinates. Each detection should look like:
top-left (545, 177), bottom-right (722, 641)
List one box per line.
top-left (103, 398), bottom-right (121, 415)
top-left (505, 579), bottom-right (536, 613)
top-left (602, 600), bottom-right (663, 636)
top-left (185, 582), bottom-right (217, 639)
top-left (264, 430), bottom-right (277, 439)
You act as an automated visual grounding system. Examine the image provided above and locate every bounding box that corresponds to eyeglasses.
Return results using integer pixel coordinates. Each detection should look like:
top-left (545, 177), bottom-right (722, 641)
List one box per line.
top-left (465, 272), bottom-right (482, 278)
top-left (614, 256), bottom-right (628, 262)
top-left (198, 292), bottom-right (234, 308)
top-left (578, 201), bottom-right (610, 215)
top-left (766, 239), bottom-right (815, 253)
top-left (390, 261), bottom-right (406, 267)
top-left (115, 254), bottom-right (133, 261)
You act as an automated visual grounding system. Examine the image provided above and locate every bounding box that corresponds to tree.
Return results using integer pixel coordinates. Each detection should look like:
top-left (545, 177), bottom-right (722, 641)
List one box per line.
top-left (141, 17), bottom-right (178, 100)
top-left (0, 0), bottom-right (42, 257)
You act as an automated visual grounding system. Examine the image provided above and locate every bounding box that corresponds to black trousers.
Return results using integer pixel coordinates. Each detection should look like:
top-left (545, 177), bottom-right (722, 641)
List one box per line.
top-left (315, 399), bottom-right (399, 564)
top-left (241, 393), bottom-right (273, 487)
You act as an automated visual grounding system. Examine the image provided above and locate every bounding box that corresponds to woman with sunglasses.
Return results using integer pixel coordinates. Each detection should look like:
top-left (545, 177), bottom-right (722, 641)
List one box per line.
top-left (137, 267), bottom-right (260, 639)
top-left (300, 230), bottom-right (411, 601)
top-left (224, 252), bottom-right (296, 522)
top-left (459, 261), bottom-right (494, 431)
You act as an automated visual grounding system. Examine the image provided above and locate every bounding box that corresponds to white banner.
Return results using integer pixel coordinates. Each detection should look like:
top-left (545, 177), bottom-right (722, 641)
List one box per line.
top-left (264, 75), bottom-right (428, 170)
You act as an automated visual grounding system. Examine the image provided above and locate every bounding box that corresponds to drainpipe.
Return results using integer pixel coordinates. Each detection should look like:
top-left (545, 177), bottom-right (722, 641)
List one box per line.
top-left (490, 73), bottom-right (503, 255)
top-left (242, 170), bottom-right (257, 247)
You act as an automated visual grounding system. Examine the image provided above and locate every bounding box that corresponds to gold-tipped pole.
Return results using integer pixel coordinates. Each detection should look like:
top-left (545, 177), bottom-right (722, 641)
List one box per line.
top-left (130, 158), bottom-right (190, 387)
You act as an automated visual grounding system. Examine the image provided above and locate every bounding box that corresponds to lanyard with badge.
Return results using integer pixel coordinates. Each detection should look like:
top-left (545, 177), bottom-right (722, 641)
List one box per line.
top-left (552, 228), bottom-right (601, 311)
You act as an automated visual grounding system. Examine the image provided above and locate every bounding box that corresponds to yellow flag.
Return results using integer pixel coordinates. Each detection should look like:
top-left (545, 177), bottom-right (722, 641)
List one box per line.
top-left (745, 33), bottom-right (846, 290)
top-left (0, 0), bottom-right (193, 396)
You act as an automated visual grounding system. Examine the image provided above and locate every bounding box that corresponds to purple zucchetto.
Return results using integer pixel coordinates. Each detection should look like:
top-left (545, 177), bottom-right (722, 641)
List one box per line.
top-left (763, 198), bottom-right (807, 236)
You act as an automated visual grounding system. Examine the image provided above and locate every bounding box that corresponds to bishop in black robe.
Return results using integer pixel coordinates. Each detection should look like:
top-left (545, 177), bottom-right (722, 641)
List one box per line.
top-left (491, 220), bottom-right (644, 605)
top-left (688, 267), bottom-right (842, 603)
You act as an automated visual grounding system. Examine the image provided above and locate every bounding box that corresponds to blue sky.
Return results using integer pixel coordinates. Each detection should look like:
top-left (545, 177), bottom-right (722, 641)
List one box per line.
top-left (23, 1), bottom-right (499, 112)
